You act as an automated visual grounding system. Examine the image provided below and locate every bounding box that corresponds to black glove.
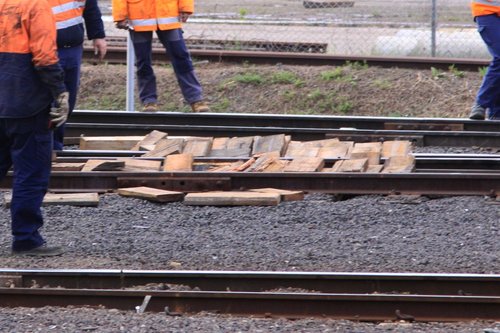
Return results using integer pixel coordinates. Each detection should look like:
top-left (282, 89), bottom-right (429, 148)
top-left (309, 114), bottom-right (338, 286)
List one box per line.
top-left (50, 92), bottom-right (70, 128)
top-left (115, 20), bottom-right (133, 30)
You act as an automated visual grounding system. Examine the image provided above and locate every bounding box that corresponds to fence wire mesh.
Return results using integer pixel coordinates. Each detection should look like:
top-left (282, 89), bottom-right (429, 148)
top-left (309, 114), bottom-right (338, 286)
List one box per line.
top-left (100, 0), bottom-right (489, 59)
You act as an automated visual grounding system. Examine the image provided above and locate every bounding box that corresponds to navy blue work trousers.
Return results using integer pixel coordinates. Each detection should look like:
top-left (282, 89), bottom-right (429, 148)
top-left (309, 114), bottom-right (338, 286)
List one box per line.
top-left (130, 29), bottom-right (203, 105)
top-left (475, 14), bottom-right (500, 119)
top-left (0, 109), bottom-right (52, 251)
top-left (53, 44), bottom-right (83, 150)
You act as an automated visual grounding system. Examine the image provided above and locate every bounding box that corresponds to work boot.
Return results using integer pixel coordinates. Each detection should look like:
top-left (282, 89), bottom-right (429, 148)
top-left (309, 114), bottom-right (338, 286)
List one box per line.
top-left (190, 100), bottom-right (210, 113)
top-left (468, 104), bottom-right (486, 120)
top-left (142, 102), bottom-right (158, 112)
top-left (12, 244), bottom-right (64, 257)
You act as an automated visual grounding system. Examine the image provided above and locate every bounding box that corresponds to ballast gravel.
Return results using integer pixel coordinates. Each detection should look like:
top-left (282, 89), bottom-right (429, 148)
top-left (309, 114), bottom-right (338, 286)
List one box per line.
top-left (0, 191), bottom-right (498, 332)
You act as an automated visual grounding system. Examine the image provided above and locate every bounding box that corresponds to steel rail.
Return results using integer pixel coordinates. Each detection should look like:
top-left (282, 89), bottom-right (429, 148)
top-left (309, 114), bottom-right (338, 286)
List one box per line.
top-left (52, 152), bottom-right (500, 173)
top-left (1, 171), bottom-right (499, 195)
top-left (2, 288), bottom-right (499, 321)
top-left (83, 46), bottom-right (490, 71)
top-left (65, 123), bottom-right (500, 148)
top-left (71, 110), bottom-right (500, 133)
top-left (1, 270), bottom-right (499, 321)
top-left (1, 269), bottom-right (498, 296)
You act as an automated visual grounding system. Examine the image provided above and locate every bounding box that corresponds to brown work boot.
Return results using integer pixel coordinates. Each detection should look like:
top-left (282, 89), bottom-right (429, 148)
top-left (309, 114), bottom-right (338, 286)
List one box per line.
top-left (190, 100), bottom-right (210, 113)
top-left (142, 102), bottom-right (158, 112)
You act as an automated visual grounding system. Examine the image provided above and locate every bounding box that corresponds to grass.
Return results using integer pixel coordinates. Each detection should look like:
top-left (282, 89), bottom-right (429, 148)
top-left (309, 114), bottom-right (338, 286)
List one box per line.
top-left (234, 72), bottom-right (264, 85)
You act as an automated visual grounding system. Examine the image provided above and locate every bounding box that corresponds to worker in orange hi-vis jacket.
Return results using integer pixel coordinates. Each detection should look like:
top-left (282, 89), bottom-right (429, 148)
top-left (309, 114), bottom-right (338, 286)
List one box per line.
top-left (48, 0), bottom-right (107, 150)
top-left (112, 0), bottom-right (211, 113)
top-left (469, 0), bottom-right (500, 120)
top-left (0, 0), bottom-right (69, 256)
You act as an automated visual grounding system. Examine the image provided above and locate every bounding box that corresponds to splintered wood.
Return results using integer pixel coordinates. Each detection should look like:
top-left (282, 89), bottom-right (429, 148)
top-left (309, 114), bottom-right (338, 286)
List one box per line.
top-left (70, 132), bottom-right (416, 174)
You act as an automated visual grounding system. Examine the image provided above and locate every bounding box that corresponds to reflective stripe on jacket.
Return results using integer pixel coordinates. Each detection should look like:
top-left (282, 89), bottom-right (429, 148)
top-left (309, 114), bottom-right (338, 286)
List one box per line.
top-left (471, 0), bottom-right (500, 17)
top-left (48, 0), bottom-right (105, 49)
top-left (112, 0), bottom-right (194, 31)
top-left (0, 0), bottom-right (64, 118)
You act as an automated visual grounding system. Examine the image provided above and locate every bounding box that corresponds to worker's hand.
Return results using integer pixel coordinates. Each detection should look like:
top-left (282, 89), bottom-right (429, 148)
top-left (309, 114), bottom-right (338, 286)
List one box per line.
top-left (115, 20), bottom-right (133, 30)
top-left (93, 38), bottom-right (107, 60)
top-left (50, 92), bottom-right (70, 128)
top-left (179, 12), bottom-right (191, 23)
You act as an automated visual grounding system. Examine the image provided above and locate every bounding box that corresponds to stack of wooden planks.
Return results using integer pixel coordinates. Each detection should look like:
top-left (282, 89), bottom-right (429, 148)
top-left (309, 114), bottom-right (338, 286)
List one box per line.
top-left (55, 131), bottom-right (415, 174)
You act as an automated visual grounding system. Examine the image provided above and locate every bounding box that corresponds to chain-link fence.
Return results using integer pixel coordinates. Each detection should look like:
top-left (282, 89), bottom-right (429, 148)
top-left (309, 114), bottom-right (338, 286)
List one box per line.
top-left (100, 0), bottom-right (489, 59)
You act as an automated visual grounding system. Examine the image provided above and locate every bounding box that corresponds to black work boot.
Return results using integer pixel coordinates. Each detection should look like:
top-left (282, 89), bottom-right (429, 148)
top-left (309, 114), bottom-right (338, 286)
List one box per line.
top-left (469, 104), bottom-right (486, 120)
top-left (12, 244), bottom-right (64, 257)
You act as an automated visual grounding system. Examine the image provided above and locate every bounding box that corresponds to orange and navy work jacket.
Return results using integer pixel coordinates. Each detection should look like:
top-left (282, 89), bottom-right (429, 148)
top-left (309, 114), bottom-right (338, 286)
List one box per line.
top-left (48, 0), bottom-right (105, 49)
top-left (112, 0), bottom-right (194, 31)
top-left (471, 0), bottom-right (500, 17)
top-left (0, 0), bottom-right (66, 118)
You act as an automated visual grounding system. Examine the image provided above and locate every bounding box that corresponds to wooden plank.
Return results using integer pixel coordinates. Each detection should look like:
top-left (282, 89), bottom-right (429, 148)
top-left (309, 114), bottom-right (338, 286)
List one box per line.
top-left (382, 140), bottom-right (413, 158)
top-left (261, 159), bottom-right (289, 172)
top-left (246, 152), bottom-right (281, 172)
top-left (4, 192), bottom-right (99, 207)
top-left (209, 136), bottom-right (254, 157)
top-left (318, 142), bottom-right (353, 159)
top-left (366, 164), bottom-right (384, 173)
top-left (284, 157), bottom-right (324, 172)
top-left (382, 155), bottom-right (416, 173)
top-left (163, 153), bottom-right (193, 171)
top-left (79, 136), bottom-right (144, 150)
top-left (208, 161), bottom-right (245, 172)
top-left (117, 186), bottom-right (184, 202)
top-left (131, 130), bottom-right (168, 151)
top-left (302, 138), bottom-right (341, 147)
top-left (118, 158), bottom-right (162, 171)
top-left (142, 138), bottom-right (184, 158)
top-left (184, 191), bottom-right (281, 206)
top-left (212, 137), bottom-right (229, 150)
top-left (249, 188), bottom-right (304, 201)
top-left (183, 137), bottom-right (213, 157)
top-left (284, 141), bottom-right (320, 158)
top-left (331, 158), bottom-right (368, 172)
top-left (252, 134), bottom-right (287, 156)
top-left (82, 160), bottom-right (125, 172)
top-left (350, 142), bottom-right (382, 165)
top-left (51, 162), bottom-right (85, 171)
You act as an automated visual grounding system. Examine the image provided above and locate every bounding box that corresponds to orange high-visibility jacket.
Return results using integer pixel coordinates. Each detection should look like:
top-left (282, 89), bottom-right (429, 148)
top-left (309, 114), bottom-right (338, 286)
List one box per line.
top-left (0, 0), bottom-right (65, 117)
top-left (112, 0), bottom-right (194, 31)
top-left (471, 0), bottom-right (500, 17)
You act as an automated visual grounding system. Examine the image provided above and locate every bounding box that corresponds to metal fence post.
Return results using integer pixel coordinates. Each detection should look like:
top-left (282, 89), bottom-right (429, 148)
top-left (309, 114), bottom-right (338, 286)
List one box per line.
top-left (126, 33), bottom-right (135, 112)
top-left (431, 0), bottom-right (437, 57)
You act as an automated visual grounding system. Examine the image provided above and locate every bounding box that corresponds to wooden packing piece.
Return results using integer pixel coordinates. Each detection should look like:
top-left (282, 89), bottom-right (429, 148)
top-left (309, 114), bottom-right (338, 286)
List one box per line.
top-left (142, 138), bottom-right (184, 158)
top-left (79, 136), bottom-right (145, 150)
top-left (249, 188), bottom-right (305, 201)
top-left (252, 134), bottom-right (287, 156)
top-left (184, 191), bottom-right (281, 206)
top-left (117, 186), bottom-right (184, 202)
top-left (4, 192), bottom-right (99, 207)
top-left (331, 158), bottom-right (369, 172)
top-left (246, 151), bottom-right (281, 172)
top-left (118, 158), bottom-right (162, 171)
top-left (382, 155), bottom-right (416, 173)
top-left (163, 153), bottom-right (194, 171)
top-left (183, 137), bottom-right (213, 157)
top-left (382, 140), bottom-right (413, 158)
top-left (350, 142), bottom-right (382, 165)
top-left (318, 142), bottom-right (354, 159)
top-left (302, 138), bottom-right (341, 147)
top-left (51, 162), bottom-right (86, 171)
top-left (82, 160), bottom-right (125, 172)
top-left (284, 157), bottom-right (324, 172)
top-left (284, 141), bottom-right (320, 158)
top-left (131, 130), bottom-right (168, 151)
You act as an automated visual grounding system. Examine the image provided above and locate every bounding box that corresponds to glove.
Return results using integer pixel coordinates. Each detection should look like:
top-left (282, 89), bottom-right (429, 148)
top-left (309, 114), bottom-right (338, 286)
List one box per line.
top-left (115, 20), bottom-right (133, 30)
top-left (50, 92), bottom-right (69, 128)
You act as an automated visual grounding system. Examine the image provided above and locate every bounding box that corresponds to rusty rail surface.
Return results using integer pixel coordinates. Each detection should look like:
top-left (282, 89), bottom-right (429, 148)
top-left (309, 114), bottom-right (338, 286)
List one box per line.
top-left (1, 269), bottom-right (499, 321)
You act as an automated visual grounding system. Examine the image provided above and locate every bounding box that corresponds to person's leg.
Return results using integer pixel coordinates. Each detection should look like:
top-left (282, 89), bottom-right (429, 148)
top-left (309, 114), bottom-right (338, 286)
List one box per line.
top-left (130, 31), bottom-right (157, 105)
top-left (0, 119), bottom-right (12, 181)
top-left (53, 45), bottom-right (82, 150)
top-left (156, 29), bottom-right (203, 104)
top-left (474, 15), bottom-right (500, 113)
top-left (9, 109), bottom-right (52, 252)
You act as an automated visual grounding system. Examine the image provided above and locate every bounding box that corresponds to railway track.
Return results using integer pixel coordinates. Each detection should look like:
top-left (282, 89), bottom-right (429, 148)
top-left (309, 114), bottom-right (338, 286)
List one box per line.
top-left (67, 111), bottom-right (500, 148)
top-left (1, 269), bottom-right (499, 321)
top-left (82, 39), bottom-right (490, 71)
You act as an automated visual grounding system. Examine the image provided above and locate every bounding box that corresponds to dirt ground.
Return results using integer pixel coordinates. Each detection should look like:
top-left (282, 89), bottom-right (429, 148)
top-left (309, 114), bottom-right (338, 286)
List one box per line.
top-left (77, 60), bottom-right (482, 118)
